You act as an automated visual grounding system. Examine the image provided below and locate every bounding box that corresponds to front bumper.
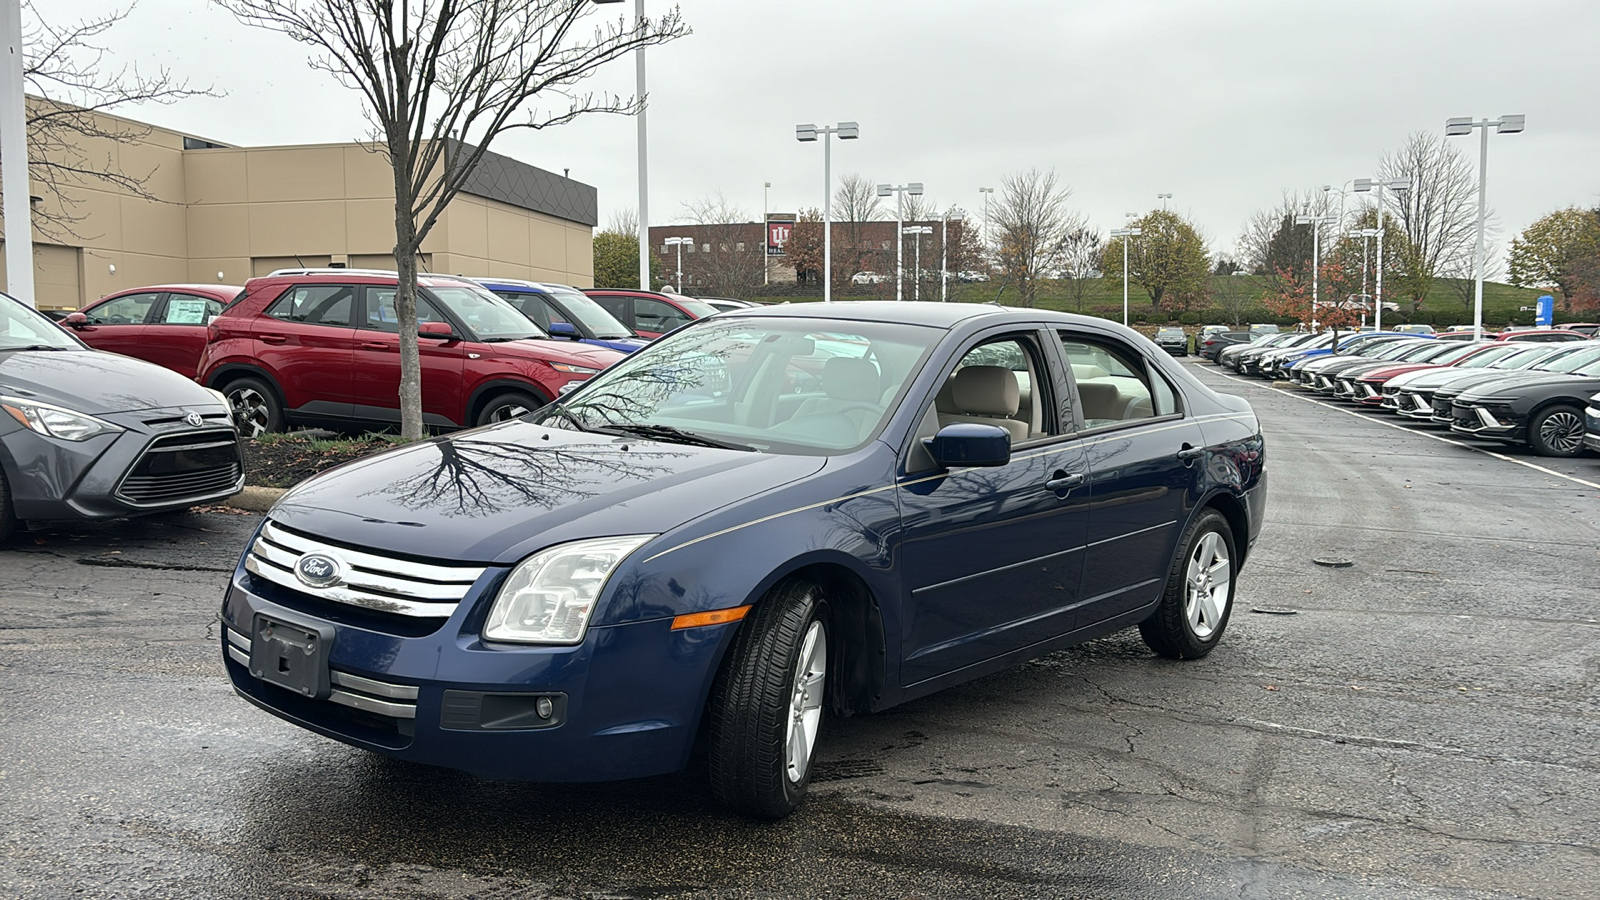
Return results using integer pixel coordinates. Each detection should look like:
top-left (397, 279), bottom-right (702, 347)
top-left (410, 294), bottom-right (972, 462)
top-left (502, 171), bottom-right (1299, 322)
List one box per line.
top-left (219, 549), bottom-right (730, 783)
top-left (0, 406), bottom-right (240, 521)
top-left (1449, 403), bottom-right (1521, 441)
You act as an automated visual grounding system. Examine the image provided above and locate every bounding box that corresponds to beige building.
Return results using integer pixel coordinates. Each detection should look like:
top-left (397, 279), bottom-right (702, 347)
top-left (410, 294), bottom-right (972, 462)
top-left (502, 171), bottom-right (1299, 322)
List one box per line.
top-left (1, 99), bottom-right (597, 310)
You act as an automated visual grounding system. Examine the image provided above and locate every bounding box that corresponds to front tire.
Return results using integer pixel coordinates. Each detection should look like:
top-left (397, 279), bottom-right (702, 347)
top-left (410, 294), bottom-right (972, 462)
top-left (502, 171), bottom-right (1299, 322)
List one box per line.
top-left (1140, 509), bottom-right (1236, 659)
top-left (476, 391), bottom-right (542, 427)
top-left (0, 466), bottom-right (19, 544)
top-left (707, 578), bottom-right (829, 819)
top-left (1527, 404), bottom-right (1585, 457)
top-left (224, 376), bottom-right (284, 439)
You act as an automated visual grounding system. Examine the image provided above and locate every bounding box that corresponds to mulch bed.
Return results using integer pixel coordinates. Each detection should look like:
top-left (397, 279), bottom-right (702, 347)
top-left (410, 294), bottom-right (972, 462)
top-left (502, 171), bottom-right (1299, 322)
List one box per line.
top-left (241, 432), bottom-right (406, 489)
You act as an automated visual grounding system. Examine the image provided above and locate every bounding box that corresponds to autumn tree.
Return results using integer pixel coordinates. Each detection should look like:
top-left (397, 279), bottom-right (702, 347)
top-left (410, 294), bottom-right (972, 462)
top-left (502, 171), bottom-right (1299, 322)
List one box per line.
top-left (1263, 257), bottom-right (1362, 332)
top-left (1508, 207), bottom-right (1600, 309)
top-left (218, 0), bottom-right (688, 439)
top-left (990, 169), bottom-right (1084, 307)
top-left (21, 1), bottom-right (214, 240)
top-left (782, 209), bottom-right (824, 287)
top-left (593, 229), bottom-right (662, 290)
top-left (1103, 209), bottom-right (1210, 313)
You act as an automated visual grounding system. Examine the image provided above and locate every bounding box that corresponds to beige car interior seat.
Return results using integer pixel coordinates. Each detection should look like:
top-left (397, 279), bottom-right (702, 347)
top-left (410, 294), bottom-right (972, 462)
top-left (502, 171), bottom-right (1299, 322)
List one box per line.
top-left (935, 365), bottom-right (1029, 443)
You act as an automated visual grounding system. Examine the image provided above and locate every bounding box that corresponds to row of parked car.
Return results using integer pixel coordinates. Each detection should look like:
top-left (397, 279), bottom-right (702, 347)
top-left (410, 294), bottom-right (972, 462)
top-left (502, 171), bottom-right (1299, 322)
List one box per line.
top-left (1207, 326), bottom-right (1600, 458)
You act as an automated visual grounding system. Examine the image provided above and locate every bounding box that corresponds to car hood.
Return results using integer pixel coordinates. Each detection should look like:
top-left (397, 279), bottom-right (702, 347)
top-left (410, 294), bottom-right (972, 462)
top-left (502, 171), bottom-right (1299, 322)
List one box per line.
top-left (491, 339), bottom-right (623, 368)
top-left (588, 336), bottom-right (651, 353)
top-left (268, 421), bottom-right (828, 565)
top-left (0, 348), bottom-right (216, 414)
top-left (1459, 373), bottom-right (1600, 401)
top-left (1435, 370), bottom-right (1568, 397)
top-left (1388, 366), bottom-right (1502, 389)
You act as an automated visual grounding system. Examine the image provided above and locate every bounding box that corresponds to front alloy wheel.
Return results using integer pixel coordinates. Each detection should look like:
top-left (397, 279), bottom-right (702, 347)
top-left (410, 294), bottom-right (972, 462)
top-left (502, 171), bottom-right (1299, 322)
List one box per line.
top-left (1529, 405), bottom-right (1585, 457)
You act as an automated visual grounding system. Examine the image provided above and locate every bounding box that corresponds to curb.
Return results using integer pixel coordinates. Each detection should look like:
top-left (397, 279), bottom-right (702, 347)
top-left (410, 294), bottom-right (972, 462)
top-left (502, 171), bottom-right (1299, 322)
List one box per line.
top-left (226, 486), bottom-right (288, 513)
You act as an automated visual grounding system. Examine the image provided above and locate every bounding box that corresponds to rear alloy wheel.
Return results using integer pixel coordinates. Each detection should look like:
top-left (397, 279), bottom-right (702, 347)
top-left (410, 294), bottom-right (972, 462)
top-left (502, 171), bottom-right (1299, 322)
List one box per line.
top-left (225, 377), bottom-right (284, 439)
top-left (1140, 509), bottom-right (1236, 660)
top-left (476, 392), bottom-right (542, 427)
top-left (1528, 405), bottom-right (1585, 457)
top-left (707, 578), bottom-right (828, 819)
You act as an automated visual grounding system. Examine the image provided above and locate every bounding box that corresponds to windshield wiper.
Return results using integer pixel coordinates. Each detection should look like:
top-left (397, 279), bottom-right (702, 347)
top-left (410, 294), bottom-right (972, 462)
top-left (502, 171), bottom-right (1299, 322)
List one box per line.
top-left (602, 423), bottom-right (755, 452)
top-left (1, 344), bottom-right (72, 352)
top-left (533, 397), bottom-right (592, 432)
top-left (480, 335), bottom-right (542, 343)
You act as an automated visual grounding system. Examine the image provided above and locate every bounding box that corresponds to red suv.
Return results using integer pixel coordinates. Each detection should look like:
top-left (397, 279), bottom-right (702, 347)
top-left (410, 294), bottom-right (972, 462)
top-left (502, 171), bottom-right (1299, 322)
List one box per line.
top-left (196, 270), bottom-right (624, 436)
top-left (584, 289), bottom-right (720, 339)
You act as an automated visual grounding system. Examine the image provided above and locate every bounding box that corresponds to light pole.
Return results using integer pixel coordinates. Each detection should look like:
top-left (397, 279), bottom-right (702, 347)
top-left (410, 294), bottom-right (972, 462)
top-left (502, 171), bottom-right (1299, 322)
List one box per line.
top-left (1, 0), bottom-right (34, 305)
top-left (876, 182), bottom-right (924, 300)
top-left (1447, 114), bottom-right (1525, 340)
top-left (941, 209), bottom-right (964, 302)
top-left (904, 226), bottom-right (932, 301)
top-left (1294, 213), bottom-right (1337, 330)
top-left (591, 0), bottom-right (652, 290)
top-left (1355, 227), bottom-right (1380, 327)
top-left (978, 186), bottom-right (994, 249)
top-left (1158, 192), bottom-right (1172, 211)
top-left (1353, 177), bottom-right (1410, 332)
top-left (663, 236), bottom-right (691, 292)
top-left (762, 181), bottom-right (771, 286)
top-left (796, 122), bottom-right (860, 303)
top-left (1110, 226), bottom-right (1142, 326)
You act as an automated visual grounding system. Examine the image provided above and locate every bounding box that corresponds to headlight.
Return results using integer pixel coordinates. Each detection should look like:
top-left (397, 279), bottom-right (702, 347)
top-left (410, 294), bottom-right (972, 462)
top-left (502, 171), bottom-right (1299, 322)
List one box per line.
top-left (483, 535), bottom-right (655, 645)
top-left (206, 388), bottom-right (230, 406)
top-left (550, 363), bottom-right (599, 375)
top-left (1, 395), bottom-right (123, 442)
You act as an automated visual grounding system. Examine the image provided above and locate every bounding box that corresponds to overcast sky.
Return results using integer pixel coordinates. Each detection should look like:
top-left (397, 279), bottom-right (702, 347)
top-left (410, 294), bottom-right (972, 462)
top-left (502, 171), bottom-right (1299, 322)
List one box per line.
top-left (52, 0), bottom-right (1600, 268)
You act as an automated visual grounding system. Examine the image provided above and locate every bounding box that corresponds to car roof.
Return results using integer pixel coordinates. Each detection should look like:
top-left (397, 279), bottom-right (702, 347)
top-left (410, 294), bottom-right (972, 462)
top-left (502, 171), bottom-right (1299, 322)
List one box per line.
top-left (470, 277), bottom-right (580, 293)
top-left (244, 269), bottom-right (481, 289)
top-left (100, 283), bottom-right (243, 297)
top-left (711, 300), bottom-right (1113, 330)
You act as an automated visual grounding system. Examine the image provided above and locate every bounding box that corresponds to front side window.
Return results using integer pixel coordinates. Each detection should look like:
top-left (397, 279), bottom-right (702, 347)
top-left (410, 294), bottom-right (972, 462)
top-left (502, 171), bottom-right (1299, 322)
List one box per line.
top-left (424, 287), bottom-right (540, 340)
top-left (544, 288), bottom-right (632, 339)
top-left (928, 335), bottom-right (1057, 445)
top-left (88, 292), bottom-right (162, 325)
top-left (1058, 333), bottom-right (1179, 429)
top-left (266, 285), bottom-right (354, 326)
top-left (542, 317), bottom-right (940, 455)
top-left (361, 288), bottom-right (447, 333)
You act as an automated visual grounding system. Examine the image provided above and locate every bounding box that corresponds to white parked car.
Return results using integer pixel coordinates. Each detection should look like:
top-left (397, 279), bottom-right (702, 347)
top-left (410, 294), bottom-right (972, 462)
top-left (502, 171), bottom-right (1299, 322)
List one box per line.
top-left (851, 271), bottom-right (887, 285)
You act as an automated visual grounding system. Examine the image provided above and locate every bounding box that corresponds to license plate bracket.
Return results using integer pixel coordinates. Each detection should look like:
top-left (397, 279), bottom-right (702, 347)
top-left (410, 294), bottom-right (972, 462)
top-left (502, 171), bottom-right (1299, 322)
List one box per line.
top-left (250, 612), bottom-right (335, 700)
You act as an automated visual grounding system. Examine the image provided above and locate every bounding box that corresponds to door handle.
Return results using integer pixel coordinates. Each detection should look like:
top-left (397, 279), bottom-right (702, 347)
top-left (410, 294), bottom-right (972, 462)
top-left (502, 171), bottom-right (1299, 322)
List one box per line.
top-left (1045, 472), bottom-right (1084, 491)
top-left (360, 341), bottom-right (390, 350)
top-left (1177, 443), bottom-right (1205, 464)
top-left (259, 334), bottom-right (288, 345)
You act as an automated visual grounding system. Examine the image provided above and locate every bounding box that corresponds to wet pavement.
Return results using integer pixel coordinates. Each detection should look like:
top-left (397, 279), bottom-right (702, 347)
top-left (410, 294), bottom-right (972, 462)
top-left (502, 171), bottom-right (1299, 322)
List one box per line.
top-left (2, 362), bottom-right (1597, 899)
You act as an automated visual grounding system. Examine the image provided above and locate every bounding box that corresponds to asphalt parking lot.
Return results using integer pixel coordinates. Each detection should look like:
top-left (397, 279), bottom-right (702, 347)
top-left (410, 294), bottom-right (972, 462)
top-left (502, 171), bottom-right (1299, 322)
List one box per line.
top-left (2, 362), bottom-right (1597, 900)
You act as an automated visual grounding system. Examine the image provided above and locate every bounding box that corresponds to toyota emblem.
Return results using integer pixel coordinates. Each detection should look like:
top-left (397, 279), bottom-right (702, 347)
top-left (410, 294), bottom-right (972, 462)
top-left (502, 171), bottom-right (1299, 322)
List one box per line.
top-left (184, 412), bottom-right (204, 428)
top-left (294, 552), bottom-right (343, 588)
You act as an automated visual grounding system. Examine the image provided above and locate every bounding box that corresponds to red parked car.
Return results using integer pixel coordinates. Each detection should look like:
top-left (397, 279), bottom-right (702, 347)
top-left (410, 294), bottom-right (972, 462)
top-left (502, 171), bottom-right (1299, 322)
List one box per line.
top-left (195, 269), bottom-right (624, 436)
top-left (583, 289), bottom-right (720, 339)
top-left (59, 284), bottom-right (242, 376)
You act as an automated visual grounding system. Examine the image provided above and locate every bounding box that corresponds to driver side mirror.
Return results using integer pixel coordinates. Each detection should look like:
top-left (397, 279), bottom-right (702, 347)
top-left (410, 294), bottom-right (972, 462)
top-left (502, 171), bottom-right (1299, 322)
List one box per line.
top-left (418, 321), bottom-right (456, 340)
top-left (923, 423), bottom-right (1011, 468)
top-left (62, 312), bottom-right (89, 328)
top-left (548, 322), bottom-right (580, 339)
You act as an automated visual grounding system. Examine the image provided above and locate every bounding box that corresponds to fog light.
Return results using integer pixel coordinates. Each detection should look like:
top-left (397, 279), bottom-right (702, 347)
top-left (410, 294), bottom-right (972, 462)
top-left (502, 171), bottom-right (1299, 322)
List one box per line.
top-left (536, 696), bottom-right (554, 719)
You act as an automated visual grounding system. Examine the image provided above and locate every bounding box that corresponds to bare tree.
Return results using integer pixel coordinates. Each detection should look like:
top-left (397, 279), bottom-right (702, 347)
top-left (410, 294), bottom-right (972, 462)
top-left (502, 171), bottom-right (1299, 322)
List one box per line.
top-left (217, 0), bottom-right (688, 440)
top-left (991, 169), bottom-right (1084, 307)
top-left (1237, 188), bottom-right (1338, 276)
top-left (676, 192), bottom-right (764, 296)
top-left (1378, 131), bottom-right (1483, 308)
top-left (22, 1), bottom-right (216, 240)
top-left (1059, 227), bottom-right (1104, 312)
top-left (832, 173), bottom-right (884, 278)
top-left (606, 207), bottom-right (639, 237)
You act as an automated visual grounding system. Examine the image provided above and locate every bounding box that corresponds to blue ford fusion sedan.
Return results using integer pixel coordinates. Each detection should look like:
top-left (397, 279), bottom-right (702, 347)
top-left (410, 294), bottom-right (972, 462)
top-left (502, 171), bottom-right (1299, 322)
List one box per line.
top-left (222, 302), bottom-right (1267, 817)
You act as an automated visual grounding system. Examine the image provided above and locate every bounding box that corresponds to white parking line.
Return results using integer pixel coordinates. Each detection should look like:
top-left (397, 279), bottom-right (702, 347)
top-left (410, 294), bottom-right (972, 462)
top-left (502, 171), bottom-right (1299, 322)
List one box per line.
top-left (1195, 362), bottom-right (1600, 492)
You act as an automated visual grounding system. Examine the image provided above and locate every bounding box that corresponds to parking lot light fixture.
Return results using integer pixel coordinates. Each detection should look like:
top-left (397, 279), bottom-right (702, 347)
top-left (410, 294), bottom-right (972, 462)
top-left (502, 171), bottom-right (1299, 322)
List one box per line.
top-left (1158, 192), bottom-right (1172, 211)
top-left (1446, 115), bottom-right (1525, 340)
top-left (1353, 177), bottom-right (1411, 332)
top-left (796, 122), bottom-right (860, 302)
top-left (1110, 226), bottom-right (1142, 326)
top-left (663, 236), bottom-right (692, 292)
top-left (1294, 213), bottom-right (1337, 329)
top-left (877, 182), bottom-right (924, 300)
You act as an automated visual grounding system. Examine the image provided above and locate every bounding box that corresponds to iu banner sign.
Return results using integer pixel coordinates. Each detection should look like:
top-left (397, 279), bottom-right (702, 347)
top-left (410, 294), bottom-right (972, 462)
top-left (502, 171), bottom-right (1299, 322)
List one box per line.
top-left (767, 216), bottom-right (795, 256)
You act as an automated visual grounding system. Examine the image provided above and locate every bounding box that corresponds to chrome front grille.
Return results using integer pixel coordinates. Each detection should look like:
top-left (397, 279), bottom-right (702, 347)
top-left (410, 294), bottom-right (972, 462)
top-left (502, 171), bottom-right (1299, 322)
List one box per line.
top-left (245, 520), bottom-right (487, 618)
top-left (225, 626), bottom-right (418, 719)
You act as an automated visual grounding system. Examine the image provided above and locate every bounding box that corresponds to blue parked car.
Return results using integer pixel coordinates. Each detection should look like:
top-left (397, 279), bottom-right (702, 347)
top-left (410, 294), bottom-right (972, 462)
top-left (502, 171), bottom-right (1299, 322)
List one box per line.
top-left (221, 302), bottom-right (1267, 817)
top-left (475, 278), bottom-right (651, 353)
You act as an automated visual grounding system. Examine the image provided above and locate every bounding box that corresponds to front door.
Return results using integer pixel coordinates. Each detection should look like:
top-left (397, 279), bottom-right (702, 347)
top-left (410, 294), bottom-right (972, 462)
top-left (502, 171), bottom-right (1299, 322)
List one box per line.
top-left (896, 330), bottom-right (1092, 685)
top-left (1057, 331), bottom-right (1205, 625)
top-left (256, 283), bottom-right (358, 418)
top-left (351, 286), bottom-right (466, 427)
top-left (76, 291), bottom-right (163, 359)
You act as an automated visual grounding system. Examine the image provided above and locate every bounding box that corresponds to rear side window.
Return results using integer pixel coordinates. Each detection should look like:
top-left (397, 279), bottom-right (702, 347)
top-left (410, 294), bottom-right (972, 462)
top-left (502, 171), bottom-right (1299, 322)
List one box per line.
top-left (1057, 332), bottom-right (1181, 428)
top-left (590, 295), bottom-right (631, 327)
top-left (266, 285), bottom-right (355, 326)
top-left (161, 294), bottom-right (223, 325)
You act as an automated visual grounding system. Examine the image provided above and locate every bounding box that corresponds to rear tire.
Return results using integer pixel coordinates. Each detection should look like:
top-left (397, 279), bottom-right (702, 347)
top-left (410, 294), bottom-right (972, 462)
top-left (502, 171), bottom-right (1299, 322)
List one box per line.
top-left (476, 391), bottom-right (542, 427)
top-left (1527, 404), bottom-right (1585, 457)
top-left (1140, 509), bottom-right (1236, 660)
top-left (707, 578), bottom-right (829, 819)
top-left (224, 376), bottom-right (284, 439)
top-left (0, 466), bottom-right (19, 544)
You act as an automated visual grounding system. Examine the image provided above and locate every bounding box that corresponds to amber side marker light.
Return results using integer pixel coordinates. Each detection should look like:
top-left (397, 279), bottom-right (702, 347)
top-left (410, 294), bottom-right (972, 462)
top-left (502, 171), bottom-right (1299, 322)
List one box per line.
top-left (671, 606), bottom-right (752, 630)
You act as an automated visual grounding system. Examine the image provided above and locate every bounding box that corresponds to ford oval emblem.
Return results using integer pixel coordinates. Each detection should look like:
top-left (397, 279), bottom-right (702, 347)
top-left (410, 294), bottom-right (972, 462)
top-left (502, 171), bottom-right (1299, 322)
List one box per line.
top-left (294, 552), bottom-right (343, 588)
top-left (184, 412), bottom-right (204, 428)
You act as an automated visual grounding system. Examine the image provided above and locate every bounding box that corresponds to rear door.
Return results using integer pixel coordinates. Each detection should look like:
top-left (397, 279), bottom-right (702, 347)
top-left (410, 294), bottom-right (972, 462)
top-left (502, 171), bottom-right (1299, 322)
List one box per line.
top-left (256, 284), bottom-right (358, 417)
top-left (588, 294), bottom-right (638, 334)
top-left (145, 291), bottom-right (226, 376)
top-left (351, 286), bottom-right (467, 427)
top-left (1058, 331), bottom-right (1207, 626)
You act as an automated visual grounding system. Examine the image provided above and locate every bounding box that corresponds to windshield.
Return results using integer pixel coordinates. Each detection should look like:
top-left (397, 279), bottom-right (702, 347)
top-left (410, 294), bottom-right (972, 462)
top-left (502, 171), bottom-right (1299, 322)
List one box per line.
top-left (1542, 345), bottom-right (1600, 373)
top-left (1523, 345), bottom-right (1592, 370)
top-left (1427, 343), bottom-right (1488, 365)
top-left (1370, 340), bottom-right (1428, 360)
top-left (1458, 345), bottom-right (1522, 368)
top-left (425, 286), bottom-right (543, 340)
top-left (540, 317), bottom-right (940, 455)
top-left (0, 293), bottom-right (80, 351)
top-left (547, 288), bottom-right (634, 339)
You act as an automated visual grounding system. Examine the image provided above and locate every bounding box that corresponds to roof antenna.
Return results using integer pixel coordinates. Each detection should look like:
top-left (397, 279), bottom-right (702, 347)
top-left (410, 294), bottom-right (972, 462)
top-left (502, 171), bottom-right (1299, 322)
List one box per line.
top-left (293, 254), bottom-right (305, 268)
